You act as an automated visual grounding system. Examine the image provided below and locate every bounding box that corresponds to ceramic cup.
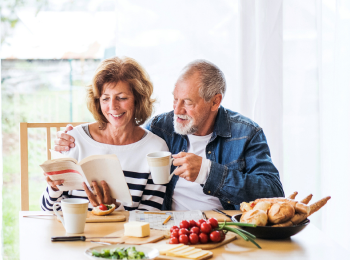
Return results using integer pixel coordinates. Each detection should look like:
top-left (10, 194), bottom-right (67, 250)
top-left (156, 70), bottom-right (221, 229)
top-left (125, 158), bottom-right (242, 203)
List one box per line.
top-left (146, 151), bottom-right (175, 184)
top-left (53, 198), bottom-right (89, 234)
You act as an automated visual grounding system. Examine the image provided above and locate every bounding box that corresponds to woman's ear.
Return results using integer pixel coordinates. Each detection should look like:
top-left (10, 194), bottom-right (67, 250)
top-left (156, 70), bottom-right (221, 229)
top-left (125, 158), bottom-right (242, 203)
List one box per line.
top-left (211, 94), bottom-right (223, 111)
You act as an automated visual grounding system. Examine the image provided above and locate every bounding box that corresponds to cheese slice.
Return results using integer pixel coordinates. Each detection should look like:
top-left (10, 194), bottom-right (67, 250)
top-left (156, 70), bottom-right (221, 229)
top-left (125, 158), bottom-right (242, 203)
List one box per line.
top-left (186, 251), bottom-right (211, 259)
top-left (166, 245), bottom-right (189, 253)
top-left (179, 249), bottom-right (203, 257)
top-left (150, 244), bottom-right (184, 254)
top-left (124, 221), bottom-right (150, 237)
top-left (166, 248), bottom-right (201, 257)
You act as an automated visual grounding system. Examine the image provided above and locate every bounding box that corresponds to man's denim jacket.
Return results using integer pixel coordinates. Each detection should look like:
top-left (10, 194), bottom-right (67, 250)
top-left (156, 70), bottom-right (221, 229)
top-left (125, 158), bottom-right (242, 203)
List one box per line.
top-left (145, 106), bottom-right (284, 210)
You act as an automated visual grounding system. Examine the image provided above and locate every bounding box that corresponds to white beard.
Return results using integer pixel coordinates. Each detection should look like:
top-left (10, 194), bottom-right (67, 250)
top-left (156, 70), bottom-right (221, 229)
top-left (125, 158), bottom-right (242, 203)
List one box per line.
top-left (173, 114), bottom-right (198, 135)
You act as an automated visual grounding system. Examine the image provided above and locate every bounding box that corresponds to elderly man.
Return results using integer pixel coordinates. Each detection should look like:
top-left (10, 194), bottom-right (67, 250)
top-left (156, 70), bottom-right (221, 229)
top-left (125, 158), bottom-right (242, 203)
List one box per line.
top-left (55, 59), bottom-right (284, 210)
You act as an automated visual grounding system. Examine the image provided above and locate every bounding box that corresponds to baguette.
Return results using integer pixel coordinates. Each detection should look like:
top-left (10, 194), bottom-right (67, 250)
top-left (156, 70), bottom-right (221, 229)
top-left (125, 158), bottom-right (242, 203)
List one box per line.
top-left (295, 202), bottom-right (310, 214)
top-left (91, 204), bottom-right (116, 216)
top-left (309, 196), bottom-right (331, 216)
top-left (300, 194), bottom-right (313, 204)
top-left (288, 191), bottom-right (298, 200)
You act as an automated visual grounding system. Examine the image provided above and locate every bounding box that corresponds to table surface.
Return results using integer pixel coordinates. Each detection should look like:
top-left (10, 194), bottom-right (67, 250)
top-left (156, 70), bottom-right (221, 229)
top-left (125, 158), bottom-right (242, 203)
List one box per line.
top-left (20, 210), bottom-right (349, 260)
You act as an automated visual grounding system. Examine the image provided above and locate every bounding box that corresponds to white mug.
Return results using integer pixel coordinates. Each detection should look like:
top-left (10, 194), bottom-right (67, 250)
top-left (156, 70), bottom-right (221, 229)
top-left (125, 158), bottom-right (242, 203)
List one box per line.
top-left (147, 151), bottom-right (175, 184)
top-left (53, 198), bottom-right (89, 234)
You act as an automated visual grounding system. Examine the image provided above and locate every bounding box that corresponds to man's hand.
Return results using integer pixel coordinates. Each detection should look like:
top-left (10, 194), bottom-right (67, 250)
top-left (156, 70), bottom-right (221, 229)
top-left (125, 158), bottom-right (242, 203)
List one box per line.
top-left (54, 124), bottom-right (75, 152)
top-left (83, 181), bottom-right (116, 207)
top-left (172, 152), bottom-right (202, 182)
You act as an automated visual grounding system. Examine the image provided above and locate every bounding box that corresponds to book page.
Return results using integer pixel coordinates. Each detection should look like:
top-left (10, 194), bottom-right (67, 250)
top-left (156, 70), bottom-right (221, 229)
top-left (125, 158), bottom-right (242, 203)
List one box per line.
top-left (80, 154), bottom-right (132, 205)
top-left (129, 211), bottom-right (174, 230)
top-left (128, 210), bottom-right (205, 230)
top-left (40, 161), bottom-right (89, 191)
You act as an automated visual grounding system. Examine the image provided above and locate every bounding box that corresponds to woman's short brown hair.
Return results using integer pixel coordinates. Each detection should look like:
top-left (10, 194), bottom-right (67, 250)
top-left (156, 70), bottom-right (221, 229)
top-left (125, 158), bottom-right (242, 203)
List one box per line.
top-left (86, 57), bottom-right (155, 129)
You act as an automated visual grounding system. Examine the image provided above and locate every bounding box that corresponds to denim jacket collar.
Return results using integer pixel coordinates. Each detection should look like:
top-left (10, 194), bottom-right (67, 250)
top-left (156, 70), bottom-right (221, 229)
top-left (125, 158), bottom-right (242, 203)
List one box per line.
top-left (211, 106), bottom-right (231, 140)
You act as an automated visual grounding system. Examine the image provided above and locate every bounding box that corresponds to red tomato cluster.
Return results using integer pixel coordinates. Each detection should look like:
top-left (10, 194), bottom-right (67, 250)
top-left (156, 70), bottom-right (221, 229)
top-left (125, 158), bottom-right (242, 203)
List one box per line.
top-left (169, 218), bottom-right (225, 245)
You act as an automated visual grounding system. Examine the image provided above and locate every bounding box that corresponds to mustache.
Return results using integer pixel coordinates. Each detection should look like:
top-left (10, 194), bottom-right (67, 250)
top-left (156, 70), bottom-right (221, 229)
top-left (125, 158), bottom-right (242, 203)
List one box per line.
top-left (174, 114), bottom-right (192, 120)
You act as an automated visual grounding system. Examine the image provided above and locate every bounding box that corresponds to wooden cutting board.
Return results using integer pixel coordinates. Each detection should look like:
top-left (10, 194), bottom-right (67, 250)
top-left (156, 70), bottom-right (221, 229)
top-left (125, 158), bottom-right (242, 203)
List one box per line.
top-left (95, 228), bottom-right (166, 244)
top-left (85, 211), bottom-right (126, 223)
top-left (188, 232), bottom-right (237, 249)
top-left (164, 232), bottom-right (236, 250)
top-left (155, 251), bottom-right (213, 260)
top-left (203, 210), bottom-right (233, 222)
top-left (56, 211), bottom-right (127, 223)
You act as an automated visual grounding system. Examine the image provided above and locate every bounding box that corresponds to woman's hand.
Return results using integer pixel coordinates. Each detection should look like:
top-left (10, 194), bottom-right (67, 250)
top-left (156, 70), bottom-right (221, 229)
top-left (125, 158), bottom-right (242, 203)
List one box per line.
top-left (45, 175), bottom-right (63, 191)
top-left (54, 124), bottom-right (75, 152)
top-left (83, 181), bottom-right (116, 207)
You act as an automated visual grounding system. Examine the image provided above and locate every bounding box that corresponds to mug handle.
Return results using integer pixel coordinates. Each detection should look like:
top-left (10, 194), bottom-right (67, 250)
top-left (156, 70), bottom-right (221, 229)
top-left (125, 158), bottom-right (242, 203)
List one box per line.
top-left (53, 202), bottom-right (65, 228)
top-left (168, 158), bottom-right (176, 182)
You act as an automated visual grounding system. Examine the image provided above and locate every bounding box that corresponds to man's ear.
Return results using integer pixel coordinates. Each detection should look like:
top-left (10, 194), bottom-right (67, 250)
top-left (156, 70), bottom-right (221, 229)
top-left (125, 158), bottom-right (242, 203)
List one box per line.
top-left (211, 94), bottom-right (222, 111)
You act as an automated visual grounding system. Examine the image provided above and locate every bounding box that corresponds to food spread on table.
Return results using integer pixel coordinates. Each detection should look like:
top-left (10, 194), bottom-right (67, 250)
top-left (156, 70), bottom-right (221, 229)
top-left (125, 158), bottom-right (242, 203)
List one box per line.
top-left (239, 192), bottom-right (331, 227)
top-left (49, 192), bottom-right (333, 259)
top-left (92, 204), bottom-right (116, 216)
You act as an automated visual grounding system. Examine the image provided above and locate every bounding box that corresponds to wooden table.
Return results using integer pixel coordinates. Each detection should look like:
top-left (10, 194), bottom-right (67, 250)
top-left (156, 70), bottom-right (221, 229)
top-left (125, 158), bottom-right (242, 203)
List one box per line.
top-left (20, 210), bottom-right (349, 260)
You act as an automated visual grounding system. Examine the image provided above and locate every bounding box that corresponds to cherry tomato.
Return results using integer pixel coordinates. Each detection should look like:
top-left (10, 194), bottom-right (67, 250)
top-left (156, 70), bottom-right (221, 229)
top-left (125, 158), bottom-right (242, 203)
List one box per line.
top-left (179, 220), bottom-right (190, 229)
top-left (209, 231), bottom-right (221, 242)
top-left (189, 220), bottom-right (197, 228)
top-left (189, 233), bottom-right (199, 244)
top-left (170, 226), bottom-right (179, 233)
top-left (197, 219), bottom-right (206, 227)
top-left (200, 223), bottom-right (212, 234)
top-left (99, 204), bottom-right (107, 210)
top-left (199, 232), bottom-right (209, 244)
top-left (218, 230), bottom-right (226, 242)
top-left (169, 237), bottom-right (179, 244)
top-left (206, 218), bottom-right (219, 229)
top-left (171, 230), bottom-right (179, 238)
top-left (190, 226), bottom-right (200, 235)
top-left (179, 228), bottom-right (190, 236)
top-left (179, 234), bottom-right (189, 245)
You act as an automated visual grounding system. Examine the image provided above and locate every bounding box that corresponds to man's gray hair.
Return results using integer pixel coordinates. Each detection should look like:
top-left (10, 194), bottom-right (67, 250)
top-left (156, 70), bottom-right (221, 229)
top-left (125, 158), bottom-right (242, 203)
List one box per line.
top-left (178, 59), bottom-right (226, 102)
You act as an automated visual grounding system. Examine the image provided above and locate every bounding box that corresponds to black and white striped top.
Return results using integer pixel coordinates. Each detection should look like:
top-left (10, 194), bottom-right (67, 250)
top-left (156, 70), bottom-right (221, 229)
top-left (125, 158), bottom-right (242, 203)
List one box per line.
top-left (41, 124), bottom-right (169, 212)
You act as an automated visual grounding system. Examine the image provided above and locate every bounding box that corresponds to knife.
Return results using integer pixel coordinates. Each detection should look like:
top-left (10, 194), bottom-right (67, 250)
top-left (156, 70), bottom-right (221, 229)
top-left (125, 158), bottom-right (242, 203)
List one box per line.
top-left (212, 208), bottom-right (237, 222)
top-left (51, 236), bottom-right (120, 242)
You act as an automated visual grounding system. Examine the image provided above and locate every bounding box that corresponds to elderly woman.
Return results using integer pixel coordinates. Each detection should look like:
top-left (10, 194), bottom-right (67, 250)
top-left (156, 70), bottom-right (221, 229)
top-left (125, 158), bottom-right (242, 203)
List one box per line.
top-left (41, 57), bottom-right (168, 211)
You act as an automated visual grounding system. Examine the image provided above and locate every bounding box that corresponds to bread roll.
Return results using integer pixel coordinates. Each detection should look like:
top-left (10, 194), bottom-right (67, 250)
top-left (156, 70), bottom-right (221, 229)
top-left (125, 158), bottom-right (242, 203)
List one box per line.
top-left (91, 204), bottom-right (116, 216)
top-left (268, 202), bottom-right (295, 224)
top-left (253, 201), bottom-right (272, 212)
top-left (240, 209), bottom-right (268, 226)
top-left (240, 201), bottom-right (254, 212)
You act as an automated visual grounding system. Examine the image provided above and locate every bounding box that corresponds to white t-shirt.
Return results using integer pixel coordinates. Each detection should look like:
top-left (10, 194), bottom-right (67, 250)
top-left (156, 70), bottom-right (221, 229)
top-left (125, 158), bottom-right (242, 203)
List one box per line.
top-left (172, 133), bottom-right (224, 210)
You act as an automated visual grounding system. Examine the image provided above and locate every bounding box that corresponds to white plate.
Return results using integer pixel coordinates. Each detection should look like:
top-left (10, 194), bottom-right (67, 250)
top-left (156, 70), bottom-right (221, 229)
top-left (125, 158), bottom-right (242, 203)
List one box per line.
top-left (85, 244), bottom-right (159, 259)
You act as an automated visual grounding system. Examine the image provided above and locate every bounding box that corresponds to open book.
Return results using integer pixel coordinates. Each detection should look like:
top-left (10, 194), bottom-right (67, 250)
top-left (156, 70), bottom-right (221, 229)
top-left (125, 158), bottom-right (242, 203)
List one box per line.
top-left (40, 154), bottom-right (132, 205)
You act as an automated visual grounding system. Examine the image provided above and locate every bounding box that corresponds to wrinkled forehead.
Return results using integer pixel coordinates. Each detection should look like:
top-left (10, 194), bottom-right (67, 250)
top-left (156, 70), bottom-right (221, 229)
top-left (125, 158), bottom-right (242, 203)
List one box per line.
top-left (173, 73), bottom-right (201, 97)
top-left (173, 85), bottom-right (202, 103)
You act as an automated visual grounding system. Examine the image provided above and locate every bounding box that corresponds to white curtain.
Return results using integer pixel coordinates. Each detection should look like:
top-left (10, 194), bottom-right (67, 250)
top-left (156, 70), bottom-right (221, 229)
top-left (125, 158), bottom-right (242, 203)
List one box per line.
top-left (238, 0), bottom-right (283, 178)
top-left (283, 0), bottom-right (350, 250)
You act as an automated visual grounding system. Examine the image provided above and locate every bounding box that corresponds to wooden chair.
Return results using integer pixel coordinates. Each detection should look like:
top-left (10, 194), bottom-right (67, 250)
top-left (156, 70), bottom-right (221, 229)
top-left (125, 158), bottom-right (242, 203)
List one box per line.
top-left (19, 122), bottom-right (86, 211)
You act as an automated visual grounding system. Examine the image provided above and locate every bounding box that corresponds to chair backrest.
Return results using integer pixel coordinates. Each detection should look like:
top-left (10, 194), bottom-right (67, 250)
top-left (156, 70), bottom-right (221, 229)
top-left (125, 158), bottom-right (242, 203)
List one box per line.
top-left (19, 122), bottom-right (86, 211)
